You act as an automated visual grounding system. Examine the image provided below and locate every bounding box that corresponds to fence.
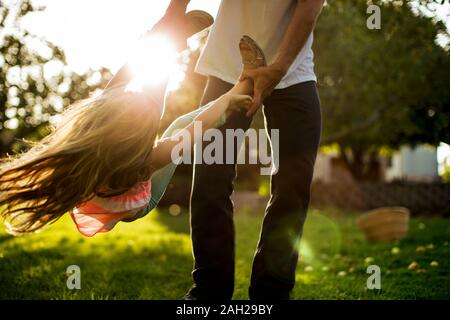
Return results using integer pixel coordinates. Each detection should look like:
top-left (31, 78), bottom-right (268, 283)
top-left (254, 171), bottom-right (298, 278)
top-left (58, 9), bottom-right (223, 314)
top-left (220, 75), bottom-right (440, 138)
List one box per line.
top-left (310, 181), bottom-right (450, 216)
top-left (158, 166), bottom-right (450, 216)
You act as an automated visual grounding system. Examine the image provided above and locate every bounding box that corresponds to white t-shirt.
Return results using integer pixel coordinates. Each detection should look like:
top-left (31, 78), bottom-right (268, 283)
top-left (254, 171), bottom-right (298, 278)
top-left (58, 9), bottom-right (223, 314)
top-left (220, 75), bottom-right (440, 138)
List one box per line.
top-left (195, 0), bottom-right (317, 89)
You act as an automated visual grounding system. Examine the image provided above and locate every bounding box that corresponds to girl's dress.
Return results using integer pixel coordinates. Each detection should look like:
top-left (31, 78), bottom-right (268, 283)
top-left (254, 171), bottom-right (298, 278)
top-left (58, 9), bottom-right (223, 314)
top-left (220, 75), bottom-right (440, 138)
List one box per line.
top-left (70, 181), bottom-right (152, 237)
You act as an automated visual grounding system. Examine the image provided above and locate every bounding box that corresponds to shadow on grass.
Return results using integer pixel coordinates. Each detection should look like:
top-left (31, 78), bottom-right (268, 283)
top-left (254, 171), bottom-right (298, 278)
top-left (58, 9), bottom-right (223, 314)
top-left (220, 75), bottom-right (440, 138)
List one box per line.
top-left (0, 234), bottom-right (13, 244)
top-left (0, 241), bottom-right (193, 299)
top-left (154, 211), bottom-right (190, 235)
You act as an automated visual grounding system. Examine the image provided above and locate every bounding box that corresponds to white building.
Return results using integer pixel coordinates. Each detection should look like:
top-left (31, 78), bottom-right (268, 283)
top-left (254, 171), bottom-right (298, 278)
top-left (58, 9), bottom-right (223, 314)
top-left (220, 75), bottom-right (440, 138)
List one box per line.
top-left (312, 145), bottom-right (440, 183)
top-left (385, 145), bottom-right (439, 182)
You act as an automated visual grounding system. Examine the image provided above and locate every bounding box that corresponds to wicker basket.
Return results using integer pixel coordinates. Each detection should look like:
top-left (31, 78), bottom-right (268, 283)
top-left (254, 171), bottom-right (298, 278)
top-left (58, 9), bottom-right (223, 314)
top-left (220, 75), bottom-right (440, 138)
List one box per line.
top-left (357, 207), bottom-right (410, 241)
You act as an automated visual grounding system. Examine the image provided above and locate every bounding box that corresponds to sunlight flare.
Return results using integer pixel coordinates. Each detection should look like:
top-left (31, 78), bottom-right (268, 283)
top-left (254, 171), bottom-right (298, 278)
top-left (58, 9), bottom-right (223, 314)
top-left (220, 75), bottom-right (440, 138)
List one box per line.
top-left (127, 34), bottom-right (179, 91)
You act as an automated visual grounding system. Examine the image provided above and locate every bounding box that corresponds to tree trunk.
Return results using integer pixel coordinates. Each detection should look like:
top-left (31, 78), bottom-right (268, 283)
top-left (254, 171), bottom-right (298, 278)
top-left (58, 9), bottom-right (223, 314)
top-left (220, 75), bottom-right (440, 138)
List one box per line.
top-left (338, 145), bottom-right (382, 182)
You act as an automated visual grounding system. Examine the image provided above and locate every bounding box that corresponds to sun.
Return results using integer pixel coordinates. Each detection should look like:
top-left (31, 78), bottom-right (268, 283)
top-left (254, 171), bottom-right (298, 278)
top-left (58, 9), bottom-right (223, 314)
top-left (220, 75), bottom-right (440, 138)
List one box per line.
top-left (127, 34), bottom-right (182, 92)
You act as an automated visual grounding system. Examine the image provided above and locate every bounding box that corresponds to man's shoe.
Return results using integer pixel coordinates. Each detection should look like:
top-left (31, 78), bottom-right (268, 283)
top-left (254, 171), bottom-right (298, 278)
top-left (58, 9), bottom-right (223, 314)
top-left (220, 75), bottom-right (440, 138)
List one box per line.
top-left (185, 10), bottom-right (214, 38)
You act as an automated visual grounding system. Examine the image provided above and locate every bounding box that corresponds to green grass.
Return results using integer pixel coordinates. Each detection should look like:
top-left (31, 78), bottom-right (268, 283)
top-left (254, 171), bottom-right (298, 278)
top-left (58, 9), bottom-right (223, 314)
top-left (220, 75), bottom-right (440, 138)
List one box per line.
top-left (0, 208), bottom-right (449, 299)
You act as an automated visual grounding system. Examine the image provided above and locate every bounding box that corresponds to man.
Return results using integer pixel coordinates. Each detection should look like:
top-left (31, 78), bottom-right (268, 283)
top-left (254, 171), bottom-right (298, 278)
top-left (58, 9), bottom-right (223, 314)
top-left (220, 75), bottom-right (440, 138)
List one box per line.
top-left (187, 0), bottom-right (324, 300)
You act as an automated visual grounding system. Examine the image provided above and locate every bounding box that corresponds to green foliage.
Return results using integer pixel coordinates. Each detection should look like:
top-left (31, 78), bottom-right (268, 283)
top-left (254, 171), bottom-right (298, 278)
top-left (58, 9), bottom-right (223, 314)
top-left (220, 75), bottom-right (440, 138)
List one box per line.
top-left (314, 0), bottom-right (449, 180)
top-left (441, 165), bottom-right (450, 182)
top-left (316, 0), bottom-right (449, 149)
top-left (0, 0), bottom-right (112, 155)
top-left (0, 208), bottom-right (448, 299)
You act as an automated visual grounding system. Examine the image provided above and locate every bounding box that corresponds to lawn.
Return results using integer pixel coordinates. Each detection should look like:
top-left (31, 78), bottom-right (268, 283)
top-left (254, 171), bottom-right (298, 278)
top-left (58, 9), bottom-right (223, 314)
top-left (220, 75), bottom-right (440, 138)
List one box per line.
top-left (0, 208), bottom-right (448, 299)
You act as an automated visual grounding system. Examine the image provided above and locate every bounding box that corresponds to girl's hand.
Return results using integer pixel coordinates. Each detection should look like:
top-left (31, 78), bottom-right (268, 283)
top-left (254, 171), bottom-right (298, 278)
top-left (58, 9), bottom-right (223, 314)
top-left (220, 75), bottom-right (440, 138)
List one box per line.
top-left (239, 63), bottom-right (287, 116)
top-left (225, 94), bottom-right (254, 113)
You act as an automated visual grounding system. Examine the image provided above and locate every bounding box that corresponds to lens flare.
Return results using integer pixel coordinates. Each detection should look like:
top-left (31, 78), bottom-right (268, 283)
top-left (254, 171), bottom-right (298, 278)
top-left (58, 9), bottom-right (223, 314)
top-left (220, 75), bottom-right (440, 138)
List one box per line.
top-left (127, 34), bottom-right (179, 91)
top-left (298, 211), bottom-right (342, 266)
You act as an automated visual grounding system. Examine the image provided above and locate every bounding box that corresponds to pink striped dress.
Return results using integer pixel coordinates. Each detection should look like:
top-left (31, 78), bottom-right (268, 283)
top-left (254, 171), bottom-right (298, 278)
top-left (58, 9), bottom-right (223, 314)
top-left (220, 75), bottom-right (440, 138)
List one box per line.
top-left (70, 180), bottom-right (152, 237)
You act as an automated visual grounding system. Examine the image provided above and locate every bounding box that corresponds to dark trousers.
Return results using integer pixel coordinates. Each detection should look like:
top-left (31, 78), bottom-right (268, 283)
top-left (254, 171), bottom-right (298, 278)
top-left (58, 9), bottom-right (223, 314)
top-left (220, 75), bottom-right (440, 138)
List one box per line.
top-left (188, 76), bottom-right (322, 300)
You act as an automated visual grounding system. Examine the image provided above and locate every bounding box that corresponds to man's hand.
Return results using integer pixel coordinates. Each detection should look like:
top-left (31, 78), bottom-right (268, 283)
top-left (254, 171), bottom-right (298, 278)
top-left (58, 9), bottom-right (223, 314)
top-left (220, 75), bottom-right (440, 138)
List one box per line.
top-left (239, 63), bottom-right (287, 117)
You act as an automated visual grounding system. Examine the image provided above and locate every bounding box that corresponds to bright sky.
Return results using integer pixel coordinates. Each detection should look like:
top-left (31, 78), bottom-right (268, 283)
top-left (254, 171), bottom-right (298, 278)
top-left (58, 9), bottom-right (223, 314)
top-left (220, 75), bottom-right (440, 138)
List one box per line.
top-left (21, 0), bottom-right (221, 73)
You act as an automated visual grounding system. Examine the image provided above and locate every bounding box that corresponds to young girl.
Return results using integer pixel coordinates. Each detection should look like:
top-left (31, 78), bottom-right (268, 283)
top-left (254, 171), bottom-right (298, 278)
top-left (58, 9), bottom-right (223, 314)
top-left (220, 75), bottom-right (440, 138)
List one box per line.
top-left (0, 8), bottom-right (267, 237)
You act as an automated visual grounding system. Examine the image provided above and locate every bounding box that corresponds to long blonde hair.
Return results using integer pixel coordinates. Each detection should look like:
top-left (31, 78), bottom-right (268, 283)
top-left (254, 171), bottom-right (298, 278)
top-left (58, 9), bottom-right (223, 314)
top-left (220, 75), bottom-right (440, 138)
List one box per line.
top-left (0, 86), bottom-right (160, 234)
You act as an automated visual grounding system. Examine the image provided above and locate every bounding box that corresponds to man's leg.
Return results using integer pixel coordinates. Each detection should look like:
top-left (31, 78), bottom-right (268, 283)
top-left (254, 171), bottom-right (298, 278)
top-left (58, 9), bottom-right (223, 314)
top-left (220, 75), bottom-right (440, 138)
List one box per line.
top-left (249, 81), bottom-right (322, 300)
top-left (188, 76), bottom-right (253, 300)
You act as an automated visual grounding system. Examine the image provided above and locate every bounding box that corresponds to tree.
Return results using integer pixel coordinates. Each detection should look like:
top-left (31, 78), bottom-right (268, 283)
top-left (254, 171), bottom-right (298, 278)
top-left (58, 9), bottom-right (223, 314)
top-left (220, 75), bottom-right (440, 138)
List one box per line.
top-left (314, 0), bottom-right (450, 180)
top-left (0, 0), bottom-right (112, 156)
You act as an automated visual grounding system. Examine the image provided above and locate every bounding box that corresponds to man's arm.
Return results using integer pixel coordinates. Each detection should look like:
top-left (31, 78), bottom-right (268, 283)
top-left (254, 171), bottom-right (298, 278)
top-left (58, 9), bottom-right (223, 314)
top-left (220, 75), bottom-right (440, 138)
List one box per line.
top-left (241, 0), bottom-right (324, 116)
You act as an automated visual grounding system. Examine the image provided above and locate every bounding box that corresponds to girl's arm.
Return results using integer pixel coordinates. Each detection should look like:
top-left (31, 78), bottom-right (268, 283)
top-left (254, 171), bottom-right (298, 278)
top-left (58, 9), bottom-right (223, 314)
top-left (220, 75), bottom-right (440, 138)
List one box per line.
top-left (149, 93), bottom-right (252, 170)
